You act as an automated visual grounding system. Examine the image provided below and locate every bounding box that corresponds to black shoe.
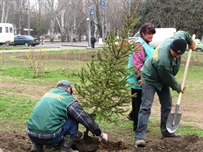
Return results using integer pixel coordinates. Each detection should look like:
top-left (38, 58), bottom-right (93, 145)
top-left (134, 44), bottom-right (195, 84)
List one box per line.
top-left (31, 143), bottom-right (44, 152)
top-left (73, 131), bottom-right (83, 141)
top-left (161, 130), bottom-right (181, 138)
top-left (59, 147), bottom-right (79, 152)
top-left (127, 115), bottom-right (133, 121)
top-left (59, 135), bottom-right (80, 152)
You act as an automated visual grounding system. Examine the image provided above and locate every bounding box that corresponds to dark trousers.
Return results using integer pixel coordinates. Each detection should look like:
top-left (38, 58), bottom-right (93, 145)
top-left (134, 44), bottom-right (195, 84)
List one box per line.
top-left (28, 117), bottom-right (78, 145)
top-left (129, 88), bottom-right (142, 131)
top-left (91, 43), bottom-right (95, 48)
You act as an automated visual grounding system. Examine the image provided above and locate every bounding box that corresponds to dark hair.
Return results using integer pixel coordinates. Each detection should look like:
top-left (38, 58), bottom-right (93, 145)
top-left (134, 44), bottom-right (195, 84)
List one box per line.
top-left (139, 23), bottom-right (156, 36)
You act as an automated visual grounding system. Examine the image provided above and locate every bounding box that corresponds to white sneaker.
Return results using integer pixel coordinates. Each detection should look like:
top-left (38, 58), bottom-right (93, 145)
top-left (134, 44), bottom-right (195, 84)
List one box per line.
top-left (135, 139), bottom-right (146, 147)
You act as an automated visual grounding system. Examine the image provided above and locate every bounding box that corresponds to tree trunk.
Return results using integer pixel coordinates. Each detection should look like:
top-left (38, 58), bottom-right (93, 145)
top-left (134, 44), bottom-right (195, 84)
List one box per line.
top-left (1, 1), bottom-right (5, 23)
top-left (50, 18), bottom-right (55, 42)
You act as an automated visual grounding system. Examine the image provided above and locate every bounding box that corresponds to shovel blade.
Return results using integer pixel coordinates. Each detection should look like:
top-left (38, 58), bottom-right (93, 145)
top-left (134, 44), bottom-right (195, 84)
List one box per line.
top-left (166, 113), bottom-right (182, 133)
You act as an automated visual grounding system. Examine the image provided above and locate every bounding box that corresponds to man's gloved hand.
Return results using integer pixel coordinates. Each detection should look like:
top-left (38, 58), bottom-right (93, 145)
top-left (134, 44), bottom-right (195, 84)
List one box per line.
top-left (100, 133), bottom-right (108, 142)
top-left (189, 41), bottom-right (196, 51)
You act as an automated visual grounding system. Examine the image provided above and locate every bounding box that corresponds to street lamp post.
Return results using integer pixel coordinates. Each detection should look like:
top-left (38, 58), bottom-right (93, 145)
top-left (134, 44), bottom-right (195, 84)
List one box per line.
top-left (27, 0), bottom-right (30, 35)
top-left (87, 0), bottom-right (91, 47)
top-left (100, 0), bottom-right (106, 43)
top-left (102, 9), bottom-right (104, 40)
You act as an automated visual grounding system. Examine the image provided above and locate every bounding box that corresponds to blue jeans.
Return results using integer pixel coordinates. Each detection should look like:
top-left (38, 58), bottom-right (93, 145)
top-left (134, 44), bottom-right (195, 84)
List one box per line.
top-left (135, 84), bottom-right (172, 139)
top-left (28, 117), bottom-right (78, 145)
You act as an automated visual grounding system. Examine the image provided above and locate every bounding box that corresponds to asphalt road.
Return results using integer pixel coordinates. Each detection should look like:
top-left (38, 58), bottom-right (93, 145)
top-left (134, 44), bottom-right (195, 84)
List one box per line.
top-left (37, 40), bottom-right (104, 49)
top-left (0, 41), bottom-right (104, 53)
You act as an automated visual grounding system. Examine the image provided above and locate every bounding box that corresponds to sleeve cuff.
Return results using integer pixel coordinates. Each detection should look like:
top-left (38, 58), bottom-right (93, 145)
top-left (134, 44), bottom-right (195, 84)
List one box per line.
top-left (94, 129), bottom-right (102, 136)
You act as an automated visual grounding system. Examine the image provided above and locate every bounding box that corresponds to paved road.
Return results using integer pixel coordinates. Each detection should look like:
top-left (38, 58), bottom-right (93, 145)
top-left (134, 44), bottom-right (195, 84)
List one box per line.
top-left (0, 41), bottom-right (104, 53)
top-left (40, 40), bottom-right (104, 49)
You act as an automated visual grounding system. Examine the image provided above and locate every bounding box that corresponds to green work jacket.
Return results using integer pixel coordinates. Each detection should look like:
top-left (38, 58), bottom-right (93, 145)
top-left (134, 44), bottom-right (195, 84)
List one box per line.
top-left (27, 87), bottom-right (75, 134)
top-left (142, 30), bottom-right (193, 91)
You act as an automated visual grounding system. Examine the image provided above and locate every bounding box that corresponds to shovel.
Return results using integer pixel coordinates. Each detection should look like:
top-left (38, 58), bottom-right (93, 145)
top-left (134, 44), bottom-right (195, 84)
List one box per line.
top-left (166, 34), bottom-right (196, 133)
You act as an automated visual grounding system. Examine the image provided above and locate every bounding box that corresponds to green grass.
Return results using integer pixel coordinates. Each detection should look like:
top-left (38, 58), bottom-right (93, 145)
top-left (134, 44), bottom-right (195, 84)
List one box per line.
top-left (179, 125), bottom-right (203, 137)
top-left (0, 46), bottom-right (24, 50)
top-left (0, 49), bottom-right (203, 138)
top-left (0, 95), bottom-right (37, 121)
top-left (0, 49), bottom-right (90, 85)
top-left (149, 114), bottom-right (203, 138)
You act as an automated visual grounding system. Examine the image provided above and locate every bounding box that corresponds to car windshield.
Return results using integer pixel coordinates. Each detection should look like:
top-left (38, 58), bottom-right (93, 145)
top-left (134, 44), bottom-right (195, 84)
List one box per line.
top-left (26, 36), bottom-right (33, 39)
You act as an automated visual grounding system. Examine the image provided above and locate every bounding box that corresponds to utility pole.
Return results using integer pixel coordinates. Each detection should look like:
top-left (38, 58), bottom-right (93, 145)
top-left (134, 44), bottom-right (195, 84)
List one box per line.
top-left (102, 0), bottom-right (106, 40)
top-left (102, 9), bottom-right (104, 40)
top-left (28, 0), bottom-right (30, 35)
top-left (87, 0), bottom-right (91, 47)
top-left (99, 0), bottom-right (106, 44)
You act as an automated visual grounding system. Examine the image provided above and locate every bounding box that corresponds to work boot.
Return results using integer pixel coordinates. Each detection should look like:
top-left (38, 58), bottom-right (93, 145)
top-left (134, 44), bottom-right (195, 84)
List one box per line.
top-left (31, 143), bottom-right (44, 152)
top-left (59, 147), bottom-right (79, 152)
top-left (127, 113), bottom-right (133, 121)
top-left (59, 135), bottom-right (79, 152)
top-left (135, 139), bottom-right (146, 147)
top-left (161, 129), bottom-right (181, 138)
top-left (73, 131), bottom-right (83, 141)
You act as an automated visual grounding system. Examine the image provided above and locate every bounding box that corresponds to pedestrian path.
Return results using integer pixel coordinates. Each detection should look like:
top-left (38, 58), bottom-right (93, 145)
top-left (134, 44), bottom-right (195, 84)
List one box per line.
top-left (0, 41), bottom-right (105, 53)
top-left (60, 41), bottom-right (104, 48)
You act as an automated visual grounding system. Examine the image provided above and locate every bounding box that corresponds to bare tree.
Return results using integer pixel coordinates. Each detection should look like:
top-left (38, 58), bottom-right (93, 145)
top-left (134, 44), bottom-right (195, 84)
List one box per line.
top-left (55, 0), bottom-right (88, 42)
top-left (136, 0), bottom-right (203, 38)
top-left (56, 0), bottom-right (70, 42)
top-left (12, 0), bottom-right (30, 35)
top-left (41, 0), bottom-right (62, 42)
top-left (106, 0), bottom-right (126, 36)
top-left (0, 0), bottom-right (14, 23)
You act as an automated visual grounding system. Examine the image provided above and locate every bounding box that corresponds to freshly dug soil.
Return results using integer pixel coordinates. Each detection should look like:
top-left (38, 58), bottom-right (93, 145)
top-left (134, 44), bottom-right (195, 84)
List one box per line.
top-left (0, 129), bottom-right (203, 152)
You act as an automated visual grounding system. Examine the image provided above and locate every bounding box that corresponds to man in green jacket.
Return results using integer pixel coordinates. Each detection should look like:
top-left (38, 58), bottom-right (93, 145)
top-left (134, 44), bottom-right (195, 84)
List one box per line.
top-left (27, 80), bottom-right (108, 152)
top-left (135, 31), bottom-right (196, 147)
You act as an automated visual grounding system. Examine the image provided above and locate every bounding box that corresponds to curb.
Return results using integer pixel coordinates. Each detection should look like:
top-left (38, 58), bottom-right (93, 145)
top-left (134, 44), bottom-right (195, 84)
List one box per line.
top-left (61, 44), bottom-right (103, 48)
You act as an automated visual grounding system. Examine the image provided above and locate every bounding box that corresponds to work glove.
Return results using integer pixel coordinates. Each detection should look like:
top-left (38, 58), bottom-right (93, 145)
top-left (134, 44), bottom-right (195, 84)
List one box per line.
top-left (188, 41), bottom-right (196, 51)
top-left (177, 86), bottom-right (186, 94)
top-left (100, 132), bottom-right (108, 142)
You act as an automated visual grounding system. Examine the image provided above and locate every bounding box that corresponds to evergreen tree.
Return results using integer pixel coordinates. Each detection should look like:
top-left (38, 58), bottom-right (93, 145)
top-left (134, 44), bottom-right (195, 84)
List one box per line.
top-left (75, 0), bottom-right (141, 135)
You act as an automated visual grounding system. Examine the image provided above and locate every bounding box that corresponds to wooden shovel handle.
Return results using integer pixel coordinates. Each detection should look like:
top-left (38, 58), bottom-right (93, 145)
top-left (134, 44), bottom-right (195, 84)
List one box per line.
top-left (177, 34), bottom-right (196, 105)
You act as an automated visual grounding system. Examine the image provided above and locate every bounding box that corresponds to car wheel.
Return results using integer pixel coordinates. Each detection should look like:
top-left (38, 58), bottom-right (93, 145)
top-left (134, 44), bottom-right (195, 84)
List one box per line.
top-left (195, 48), bottom-right (203, 52)
top-left (24, 42), bottom-right (29, 47)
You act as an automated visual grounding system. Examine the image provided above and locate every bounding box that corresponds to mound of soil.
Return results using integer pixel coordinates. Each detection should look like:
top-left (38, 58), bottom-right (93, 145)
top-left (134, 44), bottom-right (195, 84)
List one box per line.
top-left (0, 129), bottom-right (202, 152)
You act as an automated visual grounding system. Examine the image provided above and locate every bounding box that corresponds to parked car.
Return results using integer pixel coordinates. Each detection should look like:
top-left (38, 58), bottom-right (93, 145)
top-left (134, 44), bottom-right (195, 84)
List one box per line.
top-left (193, 39), bottom-right (203, 52)
top-left (126, 37), bottom-right (138, 43)
top-left (14, 35), bottom-right (40, 46)
top-left (115, 37), bottom-right (138, 47)
top-left (186, 39), bottom-right (203, 52)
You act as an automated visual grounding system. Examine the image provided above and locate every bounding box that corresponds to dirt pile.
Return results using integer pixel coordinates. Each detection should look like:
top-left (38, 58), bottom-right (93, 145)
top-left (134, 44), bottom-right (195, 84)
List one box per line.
top-left (0, 130), bottom-right (202, 152)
